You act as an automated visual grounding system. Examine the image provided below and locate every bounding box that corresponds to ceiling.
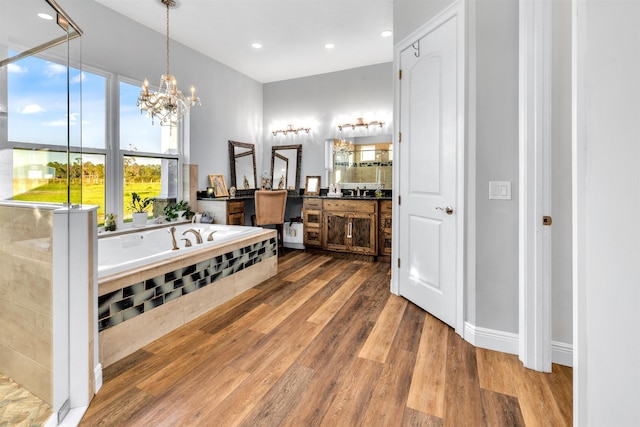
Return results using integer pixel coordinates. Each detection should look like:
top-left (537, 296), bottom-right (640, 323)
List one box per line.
top-left (94, 0), bottom-right (394, 84)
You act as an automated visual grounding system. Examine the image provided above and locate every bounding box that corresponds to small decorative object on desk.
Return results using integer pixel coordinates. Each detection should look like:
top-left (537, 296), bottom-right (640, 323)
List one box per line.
top-left (261, 171), bottom-right (271, 190)
top-left (104, 213), bottom-right (117, 231)
top-left (229, 186), bottom-right (236, 198)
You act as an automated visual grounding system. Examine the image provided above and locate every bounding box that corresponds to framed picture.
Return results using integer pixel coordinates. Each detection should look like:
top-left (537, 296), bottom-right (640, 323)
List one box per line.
top-left (305, 176), bottom-right (321, 195)
top-left (208, 174), bottom-right (229, 197)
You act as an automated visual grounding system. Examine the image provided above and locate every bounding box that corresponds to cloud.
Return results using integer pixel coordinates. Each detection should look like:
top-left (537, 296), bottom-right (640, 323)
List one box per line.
top-left (44, 62), bottom-right (67, 77)
top-left (20, 104), bottom-right (45, 114)
top-left (43, 113), bottom-right (80, 127)
top-left (7, 63), bottom-right (28, 74)
top-left (71, 72), bottom-right (85, 84)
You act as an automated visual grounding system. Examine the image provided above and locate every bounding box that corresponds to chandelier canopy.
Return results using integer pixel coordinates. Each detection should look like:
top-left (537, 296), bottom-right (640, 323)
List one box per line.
top-left (137, 0), bottom-right (200, 128)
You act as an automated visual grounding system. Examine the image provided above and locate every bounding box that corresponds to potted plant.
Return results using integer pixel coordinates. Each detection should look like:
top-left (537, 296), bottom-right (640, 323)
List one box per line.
top-left (164, 200), bottom-right (193, 222)
top-left (104, 213), bottom-right (117, 232)
top-left (130, 192), bottom-right (153, 227)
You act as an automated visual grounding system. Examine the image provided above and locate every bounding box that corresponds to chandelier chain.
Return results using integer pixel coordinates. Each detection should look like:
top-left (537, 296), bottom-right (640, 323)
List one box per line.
top-left (165, 0), bottom-right (170, 76)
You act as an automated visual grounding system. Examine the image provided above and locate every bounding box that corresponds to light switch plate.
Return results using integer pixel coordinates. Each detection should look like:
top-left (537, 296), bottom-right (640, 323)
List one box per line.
top-left (489, 181), bottom-right (511, 200)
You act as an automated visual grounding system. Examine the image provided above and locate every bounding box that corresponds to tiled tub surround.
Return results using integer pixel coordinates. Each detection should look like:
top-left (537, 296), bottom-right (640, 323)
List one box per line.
top-left (98, 228), bottom-right (278, 367)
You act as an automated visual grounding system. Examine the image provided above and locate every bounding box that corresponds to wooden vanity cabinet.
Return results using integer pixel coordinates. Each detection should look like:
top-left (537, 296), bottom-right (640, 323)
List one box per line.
top-left (322, 200), bottom-right (377, 255)
top-left (226, 199), bottom-right (245, 225)
top-left (197, 198), bottom-right (246, 225)
top-left (379, 200), bottom-right (393, 257)
top-left (303, 198), bottom-right (323, 247)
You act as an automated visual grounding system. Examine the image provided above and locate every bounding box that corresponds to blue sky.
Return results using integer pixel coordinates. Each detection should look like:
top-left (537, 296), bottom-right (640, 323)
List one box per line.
top-left (8, 52), bottom-right (162, 158)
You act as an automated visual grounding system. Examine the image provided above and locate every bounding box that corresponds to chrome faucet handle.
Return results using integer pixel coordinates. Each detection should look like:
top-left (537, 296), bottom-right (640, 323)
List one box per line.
top-left (207, 231), bottom-right (217, 241)
top-left (181, 238), bottom-right (192, 247)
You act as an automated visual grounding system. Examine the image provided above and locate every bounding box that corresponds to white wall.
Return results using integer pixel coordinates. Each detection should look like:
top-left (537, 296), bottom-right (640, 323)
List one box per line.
top-left (263, 63), bottom-right (394, 185)
top-left (59, 0), bottom-right (264, 191)
top-left (575, 0), bottom-right (640, 424)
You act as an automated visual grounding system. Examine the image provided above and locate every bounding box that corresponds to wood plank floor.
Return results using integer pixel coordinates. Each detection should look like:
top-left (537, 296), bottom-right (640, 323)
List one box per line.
top-left (80, 251), bottom-right (572, 426)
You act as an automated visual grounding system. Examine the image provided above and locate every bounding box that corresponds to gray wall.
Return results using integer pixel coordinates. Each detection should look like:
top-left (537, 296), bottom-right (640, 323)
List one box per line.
top-left (263, 63), bottom-right (394, 188)
top-left (60, 0), bottom-right (263, 191)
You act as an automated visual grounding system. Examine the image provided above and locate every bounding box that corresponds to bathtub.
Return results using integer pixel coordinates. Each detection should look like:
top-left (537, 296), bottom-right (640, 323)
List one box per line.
top-left (97, 223), bottom-right (278, 366)
top-left (98, 223), bottom-right (263, 278)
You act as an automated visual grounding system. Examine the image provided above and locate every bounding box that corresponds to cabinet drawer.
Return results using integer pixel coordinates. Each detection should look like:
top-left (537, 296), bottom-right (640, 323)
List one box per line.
top-left (304, 198), bottom-right (323, 210)
top-left (323, 200), bottom-right (376, 214)
top-left (228, 200), bottom-right (245, 214)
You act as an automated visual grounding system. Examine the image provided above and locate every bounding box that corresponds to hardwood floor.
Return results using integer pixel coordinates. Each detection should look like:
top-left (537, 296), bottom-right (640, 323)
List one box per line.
top-left (80, 251), bottom-right (572, 426)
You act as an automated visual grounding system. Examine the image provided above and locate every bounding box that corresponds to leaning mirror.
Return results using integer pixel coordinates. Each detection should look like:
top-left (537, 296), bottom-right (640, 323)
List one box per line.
top-left (271, 144), bottom-right (302, 190)
top-left (228, 140), bottom-right (257, 190)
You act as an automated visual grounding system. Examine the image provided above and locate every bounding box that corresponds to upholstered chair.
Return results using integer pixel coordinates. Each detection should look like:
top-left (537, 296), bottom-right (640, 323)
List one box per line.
top-left (254, 189), bottom-right (288, 255)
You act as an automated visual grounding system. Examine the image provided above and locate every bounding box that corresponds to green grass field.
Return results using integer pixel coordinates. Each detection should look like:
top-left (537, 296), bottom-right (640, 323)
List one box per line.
top-left (13, 181), bottom-right (161, 224)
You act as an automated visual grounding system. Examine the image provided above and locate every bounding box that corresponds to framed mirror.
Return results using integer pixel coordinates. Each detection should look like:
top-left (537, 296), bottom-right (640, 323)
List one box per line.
top-left (305, 176), bottom-right (321, 195)
top-left (271, 144), bottom-right (302, 190)
top-left (229, 140), bottom-right (257, 190)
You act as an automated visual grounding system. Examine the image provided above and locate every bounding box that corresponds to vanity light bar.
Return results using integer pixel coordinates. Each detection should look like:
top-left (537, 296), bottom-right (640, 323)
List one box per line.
top-left (337, 117), bottom-right (385, 131)
top-left (271, 124), bottom-right (311, 136)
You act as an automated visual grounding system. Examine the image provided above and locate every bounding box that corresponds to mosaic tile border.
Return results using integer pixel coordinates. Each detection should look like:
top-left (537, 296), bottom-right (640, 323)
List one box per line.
top-left (98, 237), bottom-right (276, 332)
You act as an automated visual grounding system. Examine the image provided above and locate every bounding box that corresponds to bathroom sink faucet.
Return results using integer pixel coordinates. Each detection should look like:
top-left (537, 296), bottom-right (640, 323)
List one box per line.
top-left (182, 228), bottom-right (203, 244)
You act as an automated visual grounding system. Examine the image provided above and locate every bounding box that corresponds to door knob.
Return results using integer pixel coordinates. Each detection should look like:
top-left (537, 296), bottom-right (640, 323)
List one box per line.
top-left (436, 206), bottom-right (454, 215)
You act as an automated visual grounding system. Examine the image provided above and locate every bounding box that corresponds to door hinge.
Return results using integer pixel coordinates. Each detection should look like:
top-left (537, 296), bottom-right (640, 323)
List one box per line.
top-left (398, 258), bottom-right (401, 268)
top-left (398, 195), bottom-right (401, 205)
top-left (399, 69), bottom-right (402, 79)
top-left (398, 132), bottom-right (402, 143)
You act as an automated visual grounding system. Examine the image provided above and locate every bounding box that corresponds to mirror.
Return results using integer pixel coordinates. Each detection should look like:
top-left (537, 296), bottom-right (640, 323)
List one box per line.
top-left (325, 134), bottom-right (393, 190)
top-left (229, 140), bottom-right (257, 190)
top-left (271, 144), bottom-right (302, 190)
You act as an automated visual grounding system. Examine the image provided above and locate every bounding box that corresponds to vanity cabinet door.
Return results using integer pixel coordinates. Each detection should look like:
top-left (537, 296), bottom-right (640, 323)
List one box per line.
top-left (303, 199), bottom-right (323, 247)
top-left (323, 212), bottom-right (348, 251)
top-left (349, 213), bottom-right (377, 254)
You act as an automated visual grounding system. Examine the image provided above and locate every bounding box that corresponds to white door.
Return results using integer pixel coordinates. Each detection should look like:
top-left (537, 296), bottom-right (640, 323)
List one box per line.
top-left (398, 13), bottom-right (460, 328)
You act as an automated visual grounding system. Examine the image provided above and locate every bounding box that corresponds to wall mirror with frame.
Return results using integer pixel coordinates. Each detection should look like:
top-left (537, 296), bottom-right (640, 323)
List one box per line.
top-left (270, 144), bottom-right (302, 190)
top-left (228, 140), bottom-right (257, 190)
top-left (325, 134), bottom-right (393, 190)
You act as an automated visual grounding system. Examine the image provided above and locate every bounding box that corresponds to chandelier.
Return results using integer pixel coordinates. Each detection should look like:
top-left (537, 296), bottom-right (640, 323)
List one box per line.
top-left (137, 0), bottom-right (200, 128)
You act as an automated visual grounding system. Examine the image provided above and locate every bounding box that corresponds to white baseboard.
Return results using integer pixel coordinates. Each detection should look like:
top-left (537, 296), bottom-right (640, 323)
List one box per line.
top-left (464, 322), bottom-right (573, 367)
top-left (551, 340), bottom-right (573, 367)
top-left (464, 322), bottom-right (519, 355)
top-left (94, 363), bottom-right (103, 393)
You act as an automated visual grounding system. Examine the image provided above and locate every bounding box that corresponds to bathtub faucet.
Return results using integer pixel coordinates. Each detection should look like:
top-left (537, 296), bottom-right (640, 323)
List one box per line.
top-left (182, 228), bottom-right (203, 244)
top-left (169, 227), bottom-right (179, 251)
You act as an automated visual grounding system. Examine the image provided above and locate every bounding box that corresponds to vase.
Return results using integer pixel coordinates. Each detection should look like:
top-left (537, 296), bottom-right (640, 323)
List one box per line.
top-left (132, 212), bottom-right (148, 227)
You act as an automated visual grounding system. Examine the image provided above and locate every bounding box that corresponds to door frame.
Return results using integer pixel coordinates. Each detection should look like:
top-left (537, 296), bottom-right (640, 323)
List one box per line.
top-left (391, 0), bottom-right (467, 337)
top-left (518, 0), bottom-right (553, 372)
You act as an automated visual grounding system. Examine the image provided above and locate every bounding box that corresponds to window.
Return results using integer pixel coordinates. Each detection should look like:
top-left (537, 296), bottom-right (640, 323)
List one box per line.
top-left (119, 80), bottom-right (181, 222)
top-left (6, 54), bottom-right (184, 227)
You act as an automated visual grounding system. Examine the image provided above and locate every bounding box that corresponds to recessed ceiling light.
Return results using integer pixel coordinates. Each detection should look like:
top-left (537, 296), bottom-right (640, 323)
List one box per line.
top-left (381, 30), bottom-right (392, 38)
top-left (38, 12), bottom-right (54, 20)
top-left (251, 42), bottom-right (262, 49)
top-left (324, 43), bottom-right (335, 49)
